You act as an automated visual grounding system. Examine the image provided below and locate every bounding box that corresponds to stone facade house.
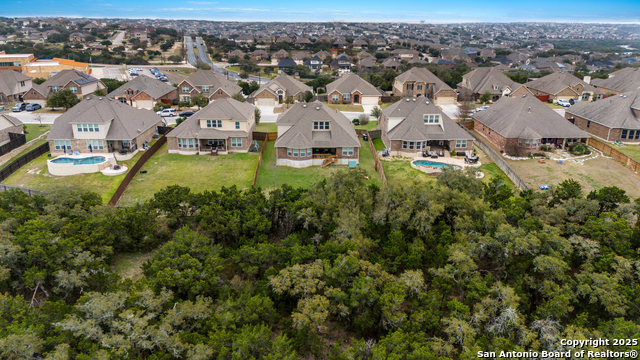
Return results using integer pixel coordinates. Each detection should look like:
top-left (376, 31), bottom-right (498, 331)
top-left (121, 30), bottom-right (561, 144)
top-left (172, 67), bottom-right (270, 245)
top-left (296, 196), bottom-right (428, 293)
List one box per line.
top-left (177, 69), bottom-right (242, 102)
top-left (251, 74), bottom-right (311, 106)
top-left (565, 90), bottom-right (640, 144)
top-left (108, 76), bottom-right (177, 109)
top-left (275, 101), bottom-right (360, 167)
top-left (510, 72), bottom-right (602, 103)
top-left (47, 97), bottom-right (162, 157)
top-left (23, 69), bottom-right (106, 106)
top-left (326, 74), bottom-right (383, 105)
top-left (392, 67), bottom-right (457, 104)
top-left (380, 97), bottom-right (473, 157)
top-left (472, 95), bottom-right (588, 153)
top-left (0, 69), bottom-right (32, 104)
top-left (457, 67), bottom-right (518, 101)
top-left (166, 98), bottom-right (256, 155)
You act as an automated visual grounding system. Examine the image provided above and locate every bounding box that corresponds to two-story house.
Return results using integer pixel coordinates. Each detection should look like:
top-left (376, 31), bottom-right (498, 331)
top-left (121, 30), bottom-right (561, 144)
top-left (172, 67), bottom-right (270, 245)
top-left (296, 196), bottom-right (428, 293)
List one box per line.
top-left (108, 76), bottom-right (177, 109)
top-left (275, 101), bottom-right (360, 168)
top-left (330, 54), bottom-right (351, 74)
top-left (47, 97), bottom-right (162, 158)
top-left (23, 69), bottom-right (106, 106)
top-left (0, 69), bottom-right (32, 104)
top-left (326, 73), bottom-right (384, 105)
top-left (251, 74), bottom-right (312, 106)
top-left (392, 67), bottom-right (457, 104)
top-left (177, 69), bottom-right (242, 103)
top-left (380, 97), bottom-right (474, 157)
top-left (166, 97), bottom-right (256, 155)
top-left (303, 55), bottom-right (323, 73)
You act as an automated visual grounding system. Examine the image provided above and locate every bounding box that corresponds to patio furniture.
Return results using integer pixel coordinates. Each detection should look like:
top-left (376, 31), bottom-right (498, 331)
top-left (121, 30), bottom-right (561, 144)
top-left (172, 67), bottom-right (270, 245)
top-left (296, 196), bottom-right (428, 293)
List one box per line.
top-left (438, 151), bottom-right (444, 157)
top-left (431, 154), bottom-right (438, 159)
top-left (348, 160), bottom-right (357, 169)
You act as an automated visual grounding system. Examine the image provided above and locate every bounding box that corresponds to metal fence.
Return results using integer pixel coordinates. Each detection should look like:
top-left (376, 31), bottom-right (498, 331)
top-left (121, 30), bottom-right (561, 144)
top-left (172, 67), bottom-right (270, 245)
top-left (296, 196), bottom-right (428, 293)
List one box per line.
top-left (0, 184), bottom-right (41, 196)
top-left (108, 131), bottom-right (171, 206)
top-left (0, 133), bottom-right (27, 157)
top-left (252, 138), bottom-right (269, 187)
top-left (588, 137), bottom-right (640, 174)
top-left (466, 130), bottom-right (530, 191)
top-left (0, 142), bottom-right (50, 182)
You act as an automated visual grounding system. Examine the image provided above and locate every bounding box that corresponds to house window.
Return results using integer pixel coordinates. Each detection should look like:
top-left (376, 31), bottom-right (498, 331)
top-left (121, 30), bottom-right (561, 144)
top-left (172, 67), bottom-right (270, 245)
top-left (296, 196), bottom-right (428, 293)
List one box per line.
top-left (231, 138), bottom-right (241, 147)
top-left (417, 85), bottom-right (423, 90)
top-left (122, 140), bottom-right (131, 147)
top-left (70, 87), bottom-right (77, 93)
top-left (182, 86), bottom-right (190, 93)
top-left (635, 131), bottom-right (640, 140)
top-left (76, 124), bottom-right (98, 132)
top-left (19, 81), bottom-right (25, 87)
top-left (293, 148), bottom-right (299, 157)
top-left (178, 138), bottom-right (195, 149)
top-left (54, 140), bottom-right (71, 150)
top-left (587, 121), bottom-right (591, 128)
top-left (402, 141), bottom-right (407, 149)
top-left (343, 93), bottom-right (350, 101)
top-left (86, 140), bottom-right (104, 150)
top-left (119, 97), bottom-right (127, 103)
top-left (342, 147), bottom-right (354, 156)
top-left (456, 140), bottom-right (467, 148)
top-left (407, 84), bottom-right (413, 90)
top-left (628, 130), bottom-right (635, 140)
top-left (332, 94), bottom-right (339, 102)
top-left (287, 148), bottom-right (292, 157)
top-left (202, 86), bottom-right (209, 92)
top-left (423, 114), bottom-right (440, 124)
top-left (622, 129), bottom-right (627, 139)
top-left (300, 148), bottom-right (306, 157)
top-left (206, 120), bottom-right (222, 128)
top-left (184, 96), bottom-right (191, 102)
top-left (313, 121), bottom-right (330, 130)
top-left (582, 93), bottom-right (589, 100)
top-left (235, 122), bottom-right (240, 130)
top-left (127, 90), bottom-right (134, 95)
top-left (493, 85), bottom-right (498, 90)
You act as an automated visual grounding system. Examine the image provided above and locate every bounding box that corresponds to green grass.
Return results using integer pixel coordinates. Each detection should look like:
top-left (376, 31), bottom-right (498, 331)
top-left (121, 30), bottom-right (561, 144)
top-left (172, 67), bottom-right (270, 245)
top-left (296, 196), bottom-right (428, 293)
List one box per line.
top-left (0, 138), bottom-right (48, 171)
top-left (383, 160), bottom-right (436, 186)
top-left (23, 124), bottom-right (51, 142)
top-left (118, 143), bottom-right (259, 206)
top-left (478, 163), bottom-right (516, 188)
top-left (255, 140), bottom-right (381, 191)
top-left (379, 103), bottom-right (393, 109)
top-left (546, 103), bottom-right (565, 109)
top-left (325, 103), bottom-right (365, 112)
top-left (226, 66), bottom-right (275, 79)
top-left (3, 151), bottom-right (144, 204)
top-left (255, 123), bottom-right (278, 133)
top-left (617, 144), bottom-right (640, 163)
top-left (111, 251), bottom-right (156, 280)
top-left (372, 138), bottom-right (386, 151)
top-left (354, 120), bottom-right (379, 131)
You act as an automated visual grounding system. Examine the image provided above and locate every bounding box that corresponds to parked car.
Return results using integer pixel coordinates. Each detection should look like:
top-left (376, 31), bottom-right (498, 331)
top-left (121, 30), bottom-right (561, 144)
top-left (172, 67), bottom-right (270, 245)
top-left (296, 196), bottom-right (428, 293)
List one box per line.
top-left (569, 99), bottom-right (579, 105)
top-left (179, 110), bottom-right (195, 117)
top-left (557, 99), bottom-right (571, 107)
top-left (25, 103), bottom-right (41, 111)
top-left (474, 105), bottom-right (489, 113)
top-left (12, 103), bottom-right (27, 112)
top-left (156, 108), bottom-right (177, 117)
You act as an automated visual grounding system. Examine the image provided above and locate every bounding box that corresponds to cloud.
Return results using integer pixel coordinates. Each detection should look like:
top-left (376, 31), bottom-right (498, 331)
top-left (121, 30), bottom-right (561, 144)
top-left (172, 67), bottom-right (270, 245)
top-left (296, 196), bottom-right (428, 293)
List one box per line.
top-left (186, 1), bottom-right (217, 4)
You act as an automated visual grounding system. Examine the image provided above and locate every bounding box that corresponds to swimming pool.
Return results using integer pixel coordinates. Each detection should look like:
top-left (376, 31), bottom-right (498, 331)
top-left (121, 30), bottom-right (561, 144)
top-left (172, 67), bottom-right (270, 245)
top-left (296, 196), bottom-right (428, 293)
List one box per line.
top-left (412, 160), bottom-right (461, 170)
top-left (50, 156), bottom-right (107, 165)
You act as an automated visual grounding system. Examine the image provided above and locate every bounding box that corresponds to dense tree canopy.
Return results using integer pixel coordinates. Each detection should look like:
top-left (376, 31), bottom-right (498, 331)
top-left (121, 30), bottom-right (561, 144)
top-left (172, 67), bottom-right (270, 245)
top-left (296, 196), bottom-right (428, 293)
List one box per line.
top-left (0, 171), bottom-right (639, 359)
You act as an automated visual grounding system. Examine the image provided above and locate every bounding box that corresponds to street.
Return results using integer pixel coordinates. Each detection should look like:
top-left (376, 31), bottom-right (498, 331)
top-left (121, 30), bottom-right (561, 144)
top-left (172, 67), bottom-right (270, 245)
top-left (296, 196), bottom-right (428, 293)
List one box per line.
top-left (112, 30), bottom-right (125, 46)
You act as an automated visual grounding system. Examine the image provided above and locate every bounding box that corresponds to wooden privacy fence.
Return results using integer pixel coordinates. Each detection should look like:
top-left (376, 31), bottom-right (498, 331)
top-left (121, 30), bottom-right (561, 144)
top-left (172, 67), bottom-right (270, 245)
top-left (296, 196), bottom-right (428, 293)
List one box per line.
top-left (108, 132), bottom-right (170, 206)
top-left (588, 138), bottom-right (640, 173)
top-left (253, 131), bottom-right (277, 141)
top-left (252, 138), bottom-right (269, 187)
top-left (0, 142), bottom-right (50, 182)
top-left (0, 184), bottom-right (41, 196)
top-left (466, 130), bottom-right (530, 191)
top-left (0, 133), bottom-right (27, 157)
top-left (357, 130), bottom-right (387, 185)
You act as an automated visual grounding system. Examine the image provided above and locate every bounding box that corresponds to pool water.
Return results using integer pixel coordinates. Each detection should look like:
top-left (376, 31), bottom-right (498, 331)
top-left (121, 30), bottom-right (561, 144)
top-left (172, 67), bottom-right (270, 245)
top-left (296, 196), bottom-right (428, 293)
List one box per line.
top-left (50, 156), bottom-right (107, 165)
top-left (412, 160), bottom-right (461, 170)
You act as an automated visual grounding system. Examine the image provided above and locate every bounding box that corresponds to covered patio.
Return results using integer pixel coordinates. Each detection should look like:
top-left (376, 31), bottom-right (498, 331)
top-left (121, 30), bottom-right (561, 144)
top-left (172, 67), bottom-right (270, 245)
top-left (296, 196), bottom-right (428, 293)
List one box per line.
top-left (199, 138), bottom-right (227, 155)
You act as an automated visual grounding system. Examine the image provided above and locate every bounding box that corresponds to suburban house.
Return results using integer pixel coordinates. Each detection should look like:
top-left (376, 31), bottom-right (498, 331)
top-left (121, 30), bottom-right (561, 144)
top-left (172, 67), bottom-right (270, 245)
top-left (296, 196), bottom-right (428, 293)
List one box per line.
top-left (357, 57), bottom-right (377, 71)
top-left (326, 74), bottom-right (384, 105)
top-left (379, 97), bottom-right (473, 157)
top-left (591, 67), bottom-right (640, 96)
top-left (108, 76), bottom-right (177, 109)
top-left (472, 94), bottom-right (588, 153)
top-left (47, 97), bottom-right (162, 157)
top-left (381, 57), bottom-right (401, 70)
top-left (565, 90), bottom-right (640, 144)
top-left (277, 58), bottom-right (296, 73)
top-left (272, 49), bottom-right (289, 64)
top-left (330, 54), bottom-right (352, 73)
top-left (251, 49), bottom-right (269, 62)
top-left (251, 74), bottom-right (312, 106)
top-left (23, 69), bottom-right (106, 106)
top-left (303, 56), bottom-right (323, 72)
top-left (510, 72), bottom-right (602, 103)
top-left (0, 69), bottom-right (32, 104)
top-left (0, 114), bottom-right (23, 144)
top-left (457, 67), bottom-right (518, 101)
top-left (166, 97), bottom-right (256, 155)
top-left (177, 69), bottom-right (242, 102)
top-left (392, 67), bottom-right (457, 104)
top-left (275, 101), bottom-right (360, 167)
top-left (390, 49), bottom-right (420, 61)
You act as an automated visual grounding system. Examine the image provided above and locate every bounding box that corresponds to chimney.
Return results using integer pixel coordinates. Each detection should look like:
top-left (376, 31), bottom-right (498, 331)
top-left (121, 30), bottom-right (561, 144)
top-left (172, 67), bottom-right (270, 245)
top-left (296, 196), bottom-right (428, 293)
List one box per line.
top-left (583, 76), bottom-right (591, 84)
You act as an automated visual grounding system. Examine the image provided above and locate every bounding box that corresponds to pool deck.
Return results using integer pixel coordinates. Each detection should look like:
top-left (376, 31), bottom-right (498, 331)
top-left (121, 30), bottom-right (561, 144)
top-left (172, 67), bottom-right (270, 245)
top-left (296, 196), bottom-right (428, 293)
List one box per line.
top-left (413, 155), bottom-right (481, 168)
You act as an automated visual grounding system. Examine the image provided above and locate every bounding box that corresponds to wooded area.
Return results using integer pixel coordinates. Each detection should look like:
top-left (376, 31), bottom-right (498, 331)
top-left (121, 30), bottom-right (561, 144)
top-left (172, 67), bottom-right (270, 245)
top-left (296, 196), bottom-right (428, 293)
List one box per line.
top-left (0, 168), bottom-right (638, 359)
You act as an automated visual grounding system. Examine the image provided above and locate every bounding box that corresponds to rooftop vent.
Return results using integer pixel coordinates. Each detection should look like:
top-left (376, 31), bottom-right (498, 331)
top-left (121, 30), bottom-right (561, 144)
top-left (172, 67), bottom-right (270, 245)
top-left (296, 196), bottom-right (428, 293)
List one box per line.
top-left (302, 104), bottom-right (307, 108)
top-left (137, 129), bottom-right (141, 133)
top-left (412, 98), bottom-right (416, 102)
top-left (315, 106), bottom-right (320, 110)
top-left (87, 96), bottom-right (91, 100)
top-left (98, 97), bottom-right (102, 100)
top-left (425, 101), bottom-right (429, 105)
top-left (406, 98), bottom-right (410, 102)
top-left (522, 94), bottom-right (526, 98)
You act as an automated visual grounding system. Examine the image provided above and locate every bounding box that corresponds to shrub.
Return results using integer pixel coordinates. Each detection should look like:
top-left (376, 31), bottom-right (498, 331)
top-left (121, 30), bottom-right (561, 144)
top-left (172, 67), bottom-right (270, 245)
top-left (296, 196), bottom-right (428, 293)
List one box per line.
top-left (352, 119), bottom-right (360, 126)
top-left (451, 150), bottom-right (457, 156)
top-left (569, 143), bottom-right (590, 155)
top-left (176, 117), bottom-right (185, 125)
top-left (358, 113), bottom-right (369, 126)
top-left (533, 152), bottom-right (546, 157)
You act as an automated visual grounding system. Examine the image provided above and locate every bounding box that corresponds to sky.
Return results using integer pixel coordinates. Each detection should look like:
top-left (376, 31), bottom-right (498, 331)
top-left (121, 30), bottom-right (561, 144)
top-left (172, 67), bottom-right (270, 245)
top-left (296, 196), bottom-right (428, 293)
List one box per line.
top-left (4, 0), bottom-right (640, 23)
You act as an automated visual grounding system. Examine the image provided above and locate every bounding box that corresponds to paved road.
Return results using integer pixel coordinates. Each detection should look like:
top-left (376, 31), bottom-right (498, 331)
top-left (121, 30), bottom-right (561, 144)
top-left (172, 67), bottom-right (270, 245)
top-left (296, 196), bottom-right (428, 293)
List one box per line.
top-left (184, 36), bottom-right (199, 66)
top-left (8, 111), bottom-right (60, 125)
top-left (112, 31), bottom-right (126, 46)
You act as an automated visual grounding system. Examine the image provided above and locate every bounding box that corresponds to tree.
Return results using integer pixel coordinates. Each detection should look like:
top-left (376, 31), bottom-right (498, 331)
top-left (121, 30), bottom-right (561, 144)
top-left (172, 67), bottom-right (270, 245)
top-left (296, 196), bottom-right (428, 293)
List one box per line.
top-left (32, 78), bottom-right (46, 85)
top-left (100, 40), bottom-right (111, 46)
top-left (479, 90), bottom-right (492, 104)
top-left (254, 108), bottom-right (261, 125)
top-left (358, 113), bottom-right (370, 126)
top-left (228, 56), bottom-right (240, 64)
top-left (100, 78), bottom-right (127, 93)
top-left (46, 90), bottom-right (79, 111)
top-left (191, 94), bottom-right (208, 109)
top-left (168, 54), bottom-right (182, 64)
top-left (93, 89), bottom-right (105, 96)
top-left (238, 80), bottom-right (259, 95)
top-left (231, 93), bottom-right (246, 102)
top-left (370, 106), bottom-right (382, 121)
top-left (304, 90), bottom-right (314, 102)
top-left (586, 186), bottom-right (630, 213)
top-left (455, 101), bottom-right (474, 121)
top-left (239, 72), bottom-right (249, 79)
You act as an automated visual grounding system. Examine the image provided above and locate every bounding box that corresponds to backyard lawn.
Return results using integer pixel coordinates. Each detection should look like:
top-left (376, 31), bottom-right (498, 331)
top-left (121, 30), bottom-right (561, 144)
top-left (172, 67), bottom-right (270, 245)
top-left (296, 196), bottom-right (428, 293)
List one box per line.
top-left (325, 103), bottom-right (364, 112)
top-left (372, 138), bottom-right (386, 151)
top-left (3, 151), bottom-right (144, 204)
top-left (255, 123), bottom-right (278, 132)
top-left (354, 120), bottom-right (379, 131)
top-left (0, 138), bottom-right (48, 170)
top-left (255, 139), bottom-right (381, 191)
top-left (117, 143), bottom-right (259, 206)
top-left (617, 144), bottom-right (640, 163)
top-left (382, 160), bottom-right (435, 186)
top-left (23, 124), bottom-right (51, 142)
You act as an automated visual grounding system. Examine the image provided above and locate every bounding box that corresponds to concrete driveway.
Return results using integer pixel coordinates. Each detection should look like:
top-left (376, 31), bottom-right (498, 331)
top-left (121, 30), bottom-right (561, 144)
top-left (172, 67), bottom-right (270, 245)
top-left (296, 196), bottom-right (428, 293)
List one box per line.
top-left (438, 103), bottom-right (460, 120)
top-left (7, 111), bottom-right (60, 124)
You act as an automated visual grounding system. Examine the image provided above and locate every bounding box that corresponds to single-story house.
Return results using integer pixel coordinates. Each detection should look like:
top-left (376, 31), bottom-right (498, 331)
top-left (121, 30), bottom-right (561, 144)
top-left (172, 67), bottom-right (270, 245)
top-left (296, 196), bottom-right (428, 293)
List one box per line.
top-left (275, 101), bottom-right (360, 167)
top-left (251, 74), bottom-right (312, 106)
top-left (108, 76), bottom-right (177, 109)
top-left (591, 67), bottom-right (640, 96)
top-left (166, 97), bottom-right (256, 155)
top-left (326, 73), bottom-right (384, 105)
top-left (380, 97), bottom-right (473, 157)
top-left (510, 72), bottom-right (602, 103)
